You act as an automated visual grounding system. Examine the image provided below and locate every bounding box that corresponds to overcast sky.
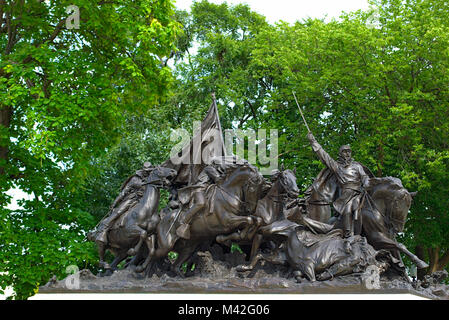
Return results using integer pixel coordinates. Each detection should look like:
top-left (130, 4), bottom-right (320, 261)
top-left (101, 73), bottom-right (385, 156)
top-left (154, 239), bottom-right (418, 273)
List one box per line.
top-left (174, 0), bottom-right (370, 23)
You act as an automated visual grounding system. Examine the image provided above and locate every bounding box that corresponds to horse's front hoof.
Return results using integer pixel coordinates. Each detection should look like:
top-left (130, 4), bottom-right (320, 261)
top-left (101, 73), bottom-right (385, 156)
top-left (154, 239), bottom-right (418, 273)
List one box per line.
top-left (99, 261), bottom-right (111, 270)
top-left (236, 264), bottom-right (252, 272)
top-left (135, 265), bottom-right (144, 273)
top-left (417, 260), bottom-right (429, 269)
top-left (127, 248), bottom-right (136, 256)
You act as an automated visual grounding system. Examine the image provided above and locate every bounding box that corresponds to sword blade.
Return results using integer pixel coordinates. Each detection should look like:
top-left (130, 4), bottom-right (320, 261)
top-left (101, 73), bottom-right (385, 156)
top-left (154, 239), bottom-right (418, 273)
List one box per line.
top-left (292, 92), bottom-right (311, 133)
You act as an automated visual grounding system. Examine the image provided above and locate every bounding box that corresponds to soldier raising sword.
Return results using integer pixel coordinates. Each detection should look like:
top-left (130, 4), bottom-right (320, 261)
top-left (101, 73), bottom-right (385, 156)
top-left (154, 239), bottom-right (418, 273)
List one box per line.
top-left (293, 92), bottom-right (371, 253)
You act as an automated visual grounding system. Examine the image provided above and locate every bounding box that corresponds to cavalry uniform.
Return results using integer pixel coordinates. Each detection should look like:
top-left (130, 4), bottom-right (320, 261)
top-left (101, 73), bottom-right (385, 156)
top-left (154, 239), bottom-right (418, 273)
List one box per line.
top-left (95, 162), bottom-right (153, 244)
top-left (307, 133), bottom-right (370, 240)
top-left (175, 156), bottom-right (242, 239)
top-left (175, 165), bottom-right (222, 239)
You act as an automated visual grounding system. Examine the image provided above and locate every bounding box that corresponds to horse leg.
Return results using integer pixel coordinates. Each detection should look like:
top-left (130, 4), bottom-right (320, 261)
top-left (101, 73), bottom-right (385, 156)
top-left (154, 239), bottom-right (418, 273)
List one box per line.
top-left (127, 229), bottom-right (147, 256)
top-left (236, 233), bottom-right (264, 272)
top-left (171, 241), bottom-right (199, 278)
top-left (109, 251), bottom-right (128, 271)
top-left (237, 253), bottom-right (264, 272)
top-left (239, 216), bottom-right (263, 240)
top-left (397, 243), bottom-right (429, 269)
top-left (216, 232), bottom-right (241, 246)
top-left (125, 247), bottom-right (145, 270)
top-left (367, 230), bottom-right (428, 270)
top-left (216, 215), bottom-right (256, 245)
top-left (96, 240), bottom-right (111, 270)
top-left (245, 217), bottom-right (263, 240)
top-left (136, 234), bottom-right (156, 273)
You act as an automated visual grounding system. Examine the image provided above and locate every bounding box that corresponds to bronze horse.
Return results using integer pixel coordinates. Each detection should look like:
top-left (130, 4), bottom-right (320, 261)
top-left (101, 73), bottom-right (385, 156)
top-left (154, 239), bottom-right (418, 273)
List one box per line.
top-left (89, 166), bottom-right (176, 271)
top-left (216, 168), bottom-right (300, 269)
top-left (310, 176), bottom-right (428, 269)
top-left (142, 162), bottom-right (265, 276)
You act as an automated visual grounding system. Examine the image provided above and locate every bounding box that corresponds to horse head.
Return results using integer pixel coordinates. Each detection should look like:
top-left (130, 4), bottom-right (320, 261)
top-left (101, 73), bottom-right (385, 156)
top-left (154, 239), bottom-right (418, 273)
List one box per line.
top-left (368, 177), bottom-right (413, 234)
top-left (240, 163), bottom-right (265, 213)
top-left (147, 166), bottom-right (177, 188)
top-left (279, 168), bottom-right (299, 198)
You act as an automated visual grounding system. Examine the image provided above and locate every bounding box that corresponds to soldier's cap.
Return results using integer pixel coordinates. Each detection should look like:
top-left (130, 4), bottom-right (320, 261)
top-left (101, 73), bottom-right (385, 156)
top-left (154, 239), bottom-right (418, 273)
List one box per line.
top-left (339, 145), bottom-right (351, 153)
top-left (142, 161), bottom-right (153, 170)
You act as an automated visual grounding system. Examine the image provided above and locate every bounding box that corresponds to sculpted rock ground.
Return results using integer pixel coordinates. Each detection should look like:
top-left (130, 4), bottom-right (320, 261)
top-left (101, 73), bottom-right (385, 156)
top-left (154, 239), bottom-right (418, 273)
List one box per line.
top-left (40, 247), bottom-right (449, 300)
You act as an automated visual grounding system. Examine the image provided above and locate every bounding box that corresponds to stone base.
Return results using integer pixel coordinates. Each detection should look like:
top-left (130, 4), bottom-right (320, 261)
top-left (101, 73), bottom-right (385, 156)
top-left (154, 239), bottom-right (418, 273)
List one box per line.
top-left (39, 269), bottom-right (449, 300)
top-left (39, 249), bottom-right (449, 300)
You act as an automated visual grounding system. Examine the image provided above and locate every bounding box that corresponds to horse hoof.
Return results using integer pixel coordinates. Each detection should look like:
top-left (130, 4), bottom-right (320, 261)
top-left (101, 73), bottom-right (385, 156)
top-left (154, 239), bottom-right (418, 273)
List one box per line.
top-left (236, 265), bottom-right (252, 272)
top-left (135, 266), bottom-right (144, 273)
top-left (99, 261), bottom-right (111, 270)
top-left (127, 248), bottom-right (136, 256)
top-left (417, 260), bottom-right (429, 269)
top-left (127, 264), bottom-right (136, 272)
top-left (103, 269), bottom-right (113, 277)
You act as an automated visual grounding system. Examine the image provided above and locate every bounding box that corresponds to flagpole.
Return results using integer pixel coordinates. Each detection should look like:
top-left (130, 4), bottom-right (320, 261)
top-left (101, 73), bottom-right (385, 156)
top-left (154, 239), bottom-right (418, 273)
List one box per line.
top-left (212, 92), bottom-right (227, 156)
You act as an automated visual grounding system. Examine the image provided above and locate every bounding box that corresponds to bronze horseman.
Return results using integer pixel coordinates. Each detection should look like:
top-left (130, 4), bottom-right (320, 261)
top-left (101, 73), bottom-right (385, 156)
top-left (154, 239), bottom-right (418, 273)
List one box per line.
top-left (80, 97), bottom-right (436, 297)
top-left (306, 132), bottom-right (371, 253)
top-left (175, 162), bottom-right (224, 239)
top-left (93, 162), bottom-right (154, 267)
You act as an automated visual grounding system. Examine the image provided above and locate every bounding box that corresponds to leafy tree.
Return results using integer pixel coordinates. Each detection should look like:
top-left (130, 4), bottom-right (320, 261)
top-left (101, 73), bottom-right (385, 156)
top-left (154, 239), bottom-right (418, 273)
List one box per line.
top-left (3, 0), bottom-right (448, 300)
top-left (247, 0), bottom-right (449, 276)
top-left (161, 0), bottom-right (449, 277)
top-left (0, 0), bottom-right (180, 299)
top-left (170, 0), bottom-right (269, 130)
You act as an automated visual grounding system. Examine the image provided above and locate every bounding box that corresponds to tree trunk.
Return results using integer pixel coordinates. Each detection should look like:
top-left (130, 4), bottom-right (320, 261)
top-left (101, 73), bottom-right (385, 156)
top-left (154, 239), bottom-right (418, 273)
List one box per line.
top-left (415, 245), bottom-right (427, 280)
top-left (437, 249), bottom-right (449, 271)
top-left (0, 104), bottom-right (12, 175)
top-left (416, 246), bottom-right (449, 279)
top-left (428, 247), bottom-right (440, 274)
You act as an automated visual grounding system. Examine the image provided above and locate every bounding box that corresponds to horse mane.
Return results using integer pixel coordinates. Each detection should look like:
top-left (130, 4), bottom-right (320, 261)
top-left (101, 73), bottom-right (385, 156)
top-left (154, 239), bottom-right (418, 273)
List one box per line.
top-left (368, 176), bottom-right (404, 190)
top-left (368, 176), bottom-right (411, 205)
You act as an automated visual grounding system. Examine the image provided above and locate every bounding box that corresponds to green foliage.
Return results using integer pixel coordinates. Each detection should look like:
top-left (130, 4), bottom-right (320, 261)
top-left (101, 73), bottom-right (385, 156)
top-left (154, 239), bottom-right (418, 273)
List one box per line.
top-left (231, 243), bottom-right (243, 254)
top-left (0, 0), bottom-right (180, 299)
top-left (164, 0), bottom-right (449, 274)
top-left (2, 0), bottom-right (449, 299)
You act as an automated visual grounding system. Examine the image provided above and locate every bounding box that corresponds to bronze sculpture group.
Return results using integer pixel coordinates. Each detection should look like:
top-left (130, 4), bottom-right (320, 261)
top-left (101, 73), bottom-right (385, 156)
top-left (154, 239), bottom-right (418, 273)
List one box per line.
top-left (87, 103), bottom-right (429, 285)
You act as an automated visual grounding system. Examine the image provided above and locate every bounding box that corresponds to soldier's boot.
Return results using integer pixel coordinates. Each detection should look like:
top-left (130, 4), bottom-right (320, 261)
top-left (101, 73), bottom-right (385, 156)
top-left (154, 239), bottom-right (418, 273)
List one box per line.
top-left (95, 208), bottom-right (122, 243)
top-left (342, 213), bottom-right (354, 254)
top-left (175, 199), bottom-right (204, 240)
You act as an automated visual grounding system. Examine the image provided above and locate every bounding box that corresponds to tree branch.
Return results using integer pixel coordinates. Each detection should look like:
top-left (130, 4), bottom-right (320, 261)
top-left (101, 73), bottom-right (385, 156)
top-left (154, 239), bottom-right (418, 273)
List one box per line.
top-left (245, 99), bottom-right (257, 120)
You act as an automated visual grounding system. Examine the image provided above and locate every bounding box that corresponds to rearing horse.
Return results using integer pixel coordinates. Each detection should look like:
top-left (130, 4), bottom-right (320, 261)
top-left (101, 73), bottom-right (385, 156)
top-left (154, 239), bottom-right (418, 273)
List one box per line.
top-left (89, 166), bottom-right (177, 271)
top-left (218, 168), bottom-right (300, 262)
top-left (146, 162), bottom-right (265, 276)
top-left (310, 176), bottom-right (428, 270)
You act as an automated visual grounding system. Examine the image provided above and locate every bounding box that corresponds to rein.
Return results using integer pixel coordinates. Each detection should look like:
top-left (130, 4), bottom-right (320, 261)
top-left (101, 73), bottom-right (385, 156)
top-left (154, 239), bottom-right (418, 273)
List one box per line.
top-left (267, 193), bottom-right (286, 203)
top-left (216, 184), bottom-right (245, 206)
